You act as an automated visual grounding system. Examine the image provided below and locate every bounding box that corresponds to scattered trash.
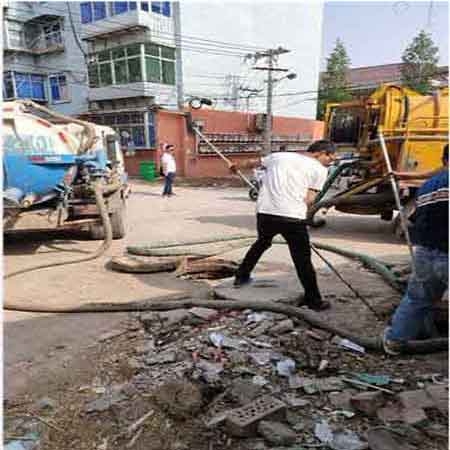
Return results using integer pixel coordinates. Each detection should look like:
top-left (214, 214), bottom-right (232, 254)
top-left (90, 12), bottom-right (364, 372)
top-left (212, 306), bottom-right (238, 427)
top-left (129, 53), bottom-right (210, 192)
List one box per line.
top-left (209, 332), bottom-right (247, 350)
top-left (4, 433), bottom-right (40, 450)
top-left (252, 375), bottom-right (269, 387)
top-left (318, 359), bottom-right (329, 372)
top-left (296, 376), bottom-right (344, 394)
top-left (351, 373), bottom-right (391, 386)
top-left (342, 377), bottom-right (395, 394)
top-left (196, 359), bottom-right (224, 383)
top-left (284, 394), bottom-right (310, 408)
top-left (331, 430), bottom-right (368, 450)
top-left (315, 420), bottom-right (367, 450)
top-left (332, 337), bottom-right (365, 354)
top-left (249, 352), bottom-right (272, 366)
top-left (276, 358), bottom-right (296, 377)
top-left (314, 419), bottom-right (334, 444)
top-left (330, 410), bottom-right (356, 419)
top-left (246, 312), bottom-right (270, 324)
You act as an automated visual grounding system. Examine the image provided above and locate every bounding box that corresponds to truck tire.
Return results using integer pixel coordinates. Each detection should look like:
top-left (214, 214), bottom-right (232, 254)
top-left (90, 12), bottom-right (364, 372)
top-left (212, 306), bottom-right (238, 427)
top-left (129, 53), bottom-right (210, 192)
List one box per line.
top-left (89, 199), bottom-right (126, 240)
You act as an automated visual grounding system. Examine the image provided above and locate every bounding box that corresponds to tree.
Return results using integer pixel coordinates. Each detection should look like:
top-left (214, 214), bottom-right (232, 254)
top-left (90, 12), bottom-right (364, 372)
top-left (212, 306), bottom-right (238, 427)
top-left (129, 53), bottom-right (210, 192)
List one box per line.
top-left (401, 30), bottom-right (439, 94)
top-left (317, 38), bottom-right (352, 120)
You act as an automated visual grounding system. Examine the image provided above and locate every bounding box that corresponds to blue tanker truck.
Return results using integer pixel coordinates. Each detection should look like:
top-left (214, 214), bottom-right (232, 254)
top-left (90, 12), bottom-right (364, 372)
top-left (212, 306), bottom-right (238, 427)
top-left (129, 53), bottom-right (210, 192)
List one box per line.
top-left (3, 100), bottom-right (129, 239)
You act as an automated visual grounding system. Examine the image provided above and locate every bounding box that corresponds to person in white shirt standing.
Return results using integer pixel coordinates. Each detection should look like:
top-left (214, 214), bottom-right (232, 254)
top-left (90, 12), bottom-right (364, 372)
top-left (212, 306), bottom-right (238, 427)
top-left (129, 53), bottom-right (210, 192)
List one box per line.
top-left (230, 140), bottom-right (336, 311)
top-left (161, 143), bottom-right (177, 197)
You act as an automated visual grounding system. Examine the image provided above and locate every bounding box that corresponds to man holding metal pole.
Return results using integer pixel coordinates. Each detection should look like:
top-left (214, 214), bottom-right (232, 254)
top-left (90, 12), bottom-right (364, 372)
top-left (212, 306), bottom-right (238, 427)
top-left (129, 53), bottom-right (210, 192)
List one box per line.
top-left (383, 144), bottom-right (449, 355)
top-left (229, 140), bottom-right (336, 311)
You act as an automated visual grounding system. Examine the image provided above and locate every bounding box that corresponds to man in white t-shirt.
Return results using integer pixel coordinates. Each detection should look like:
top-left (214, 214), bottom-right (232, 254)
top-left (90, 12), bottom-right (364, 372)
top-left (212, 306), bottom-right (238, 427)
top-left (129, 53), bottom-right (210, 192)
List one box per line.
top-left (161, 143), bottom-right (177, 197)
top-left (230, 140), bottom-right (336, 311)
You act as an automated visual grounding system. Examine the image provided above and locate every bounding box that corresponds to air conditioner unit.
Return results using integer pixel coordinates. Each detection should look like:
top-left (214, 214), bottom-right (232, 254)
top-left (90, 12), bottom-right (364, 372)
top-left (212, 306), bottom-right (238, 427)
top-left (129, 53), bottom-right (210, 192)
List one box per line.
top-left (89, 101), bottom-right (100, 111)
top-left (255, 113), bottom-right (267, 132)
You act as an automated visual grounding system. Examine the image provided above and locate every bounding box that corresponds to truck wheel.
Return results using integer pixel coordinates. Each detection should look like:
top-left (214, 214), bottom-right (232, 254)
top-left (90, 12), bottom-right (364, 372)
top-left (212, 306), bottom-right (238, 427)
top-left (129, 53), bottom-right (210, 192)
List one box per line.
top-left (110, 200), bottom-right (126, 239)
top-left (249, 188), bottom-right (258, 201)
top-left (89, 200), bottom-right (126, 240)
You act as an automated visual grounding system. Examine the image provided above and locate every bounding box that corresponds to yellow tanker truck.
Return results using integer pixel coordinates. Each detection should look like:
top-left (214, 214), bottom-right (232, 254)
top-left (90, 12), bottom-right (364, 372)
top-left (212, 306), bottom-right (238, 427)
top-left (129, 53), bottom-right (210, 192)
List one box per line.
top-left (308, 83), bottom-right (448, 235)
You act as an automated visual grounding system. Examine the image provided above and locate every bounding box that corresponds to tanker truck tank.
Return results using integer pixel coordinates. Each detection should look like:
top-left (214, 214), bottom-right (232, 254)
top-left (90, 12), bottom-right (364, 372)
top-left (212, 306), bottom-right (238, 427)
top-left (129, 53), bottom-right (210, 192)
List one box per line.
top-left (3, 100), bottom-right (128, 239)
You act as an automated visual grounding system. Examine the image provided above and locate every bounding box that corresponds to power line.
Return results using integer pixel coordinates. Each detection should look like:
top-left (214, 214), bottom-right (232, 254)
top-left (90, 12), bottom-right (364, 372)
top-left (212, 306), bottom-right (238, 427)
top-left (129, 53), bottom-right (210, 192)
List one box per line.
top-left (6, 5), bottom-right (265, 55)
top-left (7, 60), bottom-right (436, 104)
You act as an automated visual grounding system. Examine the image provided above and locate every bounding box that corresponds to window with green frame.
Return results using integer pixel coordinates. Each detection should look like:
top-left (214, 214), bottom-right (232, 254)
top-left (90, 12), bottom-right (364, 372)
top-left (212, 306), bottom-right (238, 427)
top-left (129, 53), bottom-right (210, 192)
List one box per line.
top-left (87, 43), bottom-right (175, 87)
top-left (143, 43), bottom-right (175, 85)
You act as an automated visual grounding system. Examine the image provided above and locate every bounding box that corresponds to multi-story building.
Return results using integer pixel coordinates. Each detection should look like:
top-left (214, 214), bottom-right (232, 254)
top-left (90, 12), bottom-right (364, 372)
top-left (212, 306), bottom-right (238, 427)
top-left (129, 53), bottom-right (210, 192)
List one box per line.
top-left (3, 1), bottom-right (88, 115)
top-left (79, 1), bottom-right (181, 150)
top-left (3, 1), bottom-right (181, 150)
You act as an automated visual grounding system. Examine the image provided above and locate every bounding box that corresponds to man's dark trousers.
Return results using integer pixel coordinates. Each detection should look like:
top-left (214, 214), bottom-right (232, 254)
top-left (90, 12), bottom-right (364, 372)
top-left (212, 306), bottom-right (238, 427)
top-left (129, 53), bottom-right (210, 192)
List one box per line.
top-left (235, 213), bottom-right (322, 303)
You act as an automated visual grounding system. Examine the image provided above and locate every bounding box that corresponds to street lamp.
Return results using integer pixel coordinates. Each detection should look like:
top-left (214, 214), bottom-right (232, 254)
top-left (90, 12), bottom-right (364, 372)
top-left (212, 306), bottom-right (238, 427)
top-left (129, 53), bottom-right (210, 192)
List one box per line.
top-left (264, 72), bottom-right (297, 153)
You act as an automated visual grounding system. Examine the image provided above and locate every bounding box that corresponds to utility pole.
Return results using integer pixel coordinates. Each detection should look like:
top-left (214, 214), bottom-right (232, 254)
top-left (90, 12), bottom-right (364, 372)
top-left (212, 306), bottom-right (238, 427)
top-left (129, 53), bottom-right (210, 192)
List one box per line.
top-left (173, 2), bottom-right (184, 110)
top-left (246, 47), bottom-right (290, 155)
top-left (225, 75), bottom-right (241, 111)
top-left (239, 86), bottom-right (262, 111)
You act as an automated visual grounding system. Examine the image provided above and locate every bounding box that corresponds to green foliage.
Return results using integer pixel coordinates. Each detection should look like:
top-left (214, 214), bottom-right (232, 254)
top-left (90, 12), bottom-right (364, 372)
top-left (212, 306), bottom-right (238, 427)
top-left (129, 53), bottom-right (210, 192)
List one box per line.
top-left (401, 30), bottom-right (439, 94)
top-left (317, 39), bottom-right (352, 120)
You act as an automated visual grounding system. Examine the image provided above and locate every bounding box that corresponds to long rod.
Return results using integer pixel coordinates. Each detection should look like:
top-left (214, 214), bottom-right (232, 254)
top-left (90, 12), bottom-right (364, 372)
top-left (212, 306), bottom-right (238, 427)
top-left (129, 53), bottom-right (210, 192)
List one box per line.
top-left (263, 56), bottom-right (273, 155)
top-left (192, 127), bottom-right (255, 189)
top-left (310, 244), bottom-right (383, 321)
top-left (378, 129), bottom-right (416, 271)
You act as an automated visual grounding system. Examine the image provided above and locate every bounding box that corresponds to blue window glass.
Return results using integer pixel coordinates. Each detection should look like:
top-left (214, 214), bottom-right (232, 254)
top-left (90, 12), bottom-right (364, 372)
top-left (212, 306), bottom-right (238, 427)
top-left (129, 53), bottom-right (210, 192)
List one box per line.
top-left (141, 1), bottom-right (149, 11)
top-left (162, 1), bottom-right (170, 16)
top-left (132, 127), bottom-right (145, 146)
top-left (49, 76), bottom-right (60, 101)
top-left (80, 2), bottom-right (93, 23)
top-left (114, 2), bottom-right (128, 14)
top-left (129, 2), bottom-right (137, 10)
top-left (15, 73), bottom-right (32, 98)
top-left (93, 2), bottom-right (106, 20)
top-left (147, 112), bottom-right (155, 147)
top-left (31, 75), bottom-right (45, 100)
top-left (151, 2), bottom-right (161, 13)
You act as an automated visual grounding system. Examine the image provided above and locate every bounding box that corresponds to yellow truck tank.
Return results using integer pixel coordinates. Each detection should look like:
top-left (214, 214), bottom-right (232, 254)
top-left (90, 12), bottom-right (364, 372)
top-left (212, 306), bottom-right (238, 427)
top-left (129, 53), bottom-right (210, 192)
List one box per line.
top-left (308, 84), bottom-right (448, 232)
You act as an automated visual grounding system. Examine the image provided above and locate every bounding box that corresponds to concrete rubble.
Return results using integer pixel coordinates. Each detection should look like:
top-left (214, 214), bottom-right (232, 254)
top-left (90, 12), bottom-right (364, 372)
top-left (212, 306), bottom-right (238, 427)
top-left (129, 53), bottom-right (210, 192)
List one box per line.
top-left (6, 301), bottom-right (448, 449)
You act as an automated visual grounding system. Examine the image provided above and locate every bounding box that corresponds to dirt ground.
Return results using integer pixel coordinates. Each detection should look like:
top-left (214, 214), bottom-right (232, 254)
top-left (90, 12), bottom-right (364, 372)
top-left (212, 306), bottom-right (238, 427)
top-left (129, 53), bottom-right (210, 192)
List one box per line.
top-left (4, 180), bottom-right (448, 449)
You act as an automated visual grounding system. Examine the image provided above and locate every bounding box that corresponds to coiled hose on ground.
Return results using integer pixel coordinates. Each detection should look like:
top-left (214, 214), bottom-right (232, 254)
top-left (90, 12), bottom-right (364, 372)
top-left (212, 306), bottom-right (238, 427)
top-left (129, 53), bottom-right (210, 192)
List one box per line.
top-left (5, 227), bottom-right (447, 354)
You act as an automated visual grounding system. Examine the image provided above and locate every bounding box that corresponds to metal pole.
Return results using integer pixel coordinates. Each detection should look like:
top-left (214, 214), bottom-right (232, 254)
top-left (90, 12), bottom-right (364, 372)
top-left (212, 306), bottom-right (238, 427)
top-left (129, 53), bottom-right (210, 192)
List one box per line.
top-left (310, 244), bottom-right (383, 321)
top-left (192, 127), bottom-right (255, 189)
top-left (378, 129), bottom-right (416, 271)
top-left (173, 2), bottom-right (184, 111)
top-left (263, 54), bottom-right (273, 156)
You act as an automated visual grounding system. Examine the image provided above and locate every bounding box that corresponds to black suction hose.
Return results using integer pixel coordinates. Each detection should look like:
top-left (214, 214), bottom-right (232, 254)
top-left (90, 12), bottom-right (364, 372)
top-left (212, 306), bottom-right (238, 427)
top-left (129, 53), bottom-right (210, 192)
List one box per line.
top-left (4, 183), bottom-right (112, 281)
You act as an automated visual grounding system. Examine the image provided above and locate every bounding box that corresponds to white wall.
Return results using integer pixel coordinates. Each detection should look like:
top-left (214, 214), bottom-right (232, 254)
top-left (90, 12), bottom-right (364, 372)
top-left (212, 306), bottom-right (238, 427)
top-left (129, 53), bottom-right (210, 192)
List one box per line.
top-left (180, 1), bottom-right (324, 119)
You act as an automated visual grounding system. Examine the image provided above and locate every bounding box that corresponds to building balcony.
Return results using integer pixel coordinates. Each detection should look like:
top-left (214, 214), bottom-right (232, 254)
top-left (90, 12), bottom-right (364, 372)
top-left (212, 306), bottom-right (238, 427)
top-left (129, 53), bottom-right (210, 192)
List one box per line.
top-left (88, 81), bottom-right (176, 104)
top-left (4, 14), bottom-right (65, 55)
top-left (81, 9), bottom-right (174, 46)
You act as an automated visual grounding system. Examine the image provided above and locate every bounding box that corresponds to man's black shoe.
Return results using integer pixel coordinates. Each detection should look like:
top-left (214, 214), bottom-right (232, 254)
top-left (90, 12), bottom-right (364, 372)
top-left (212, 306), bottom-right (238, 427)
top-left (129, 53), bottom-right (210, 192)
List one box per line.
top-left (233, 276), bottom-right (252, 287)
top-left (307, 300), bottom-right (331, 311)
top-left (296, 296), bottom-right (331, 311)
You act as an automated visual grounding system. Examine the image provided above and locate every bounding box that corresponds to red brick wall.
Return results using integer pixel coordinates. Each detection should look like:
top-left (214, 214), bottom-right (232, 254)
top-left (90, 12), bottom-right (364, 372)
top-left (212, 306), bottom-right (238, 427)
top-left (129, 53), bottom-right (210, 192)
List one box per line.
top-left (124, 107), bottom-right (324, 178)
top-left (184, 109), bottom-right (324, 178)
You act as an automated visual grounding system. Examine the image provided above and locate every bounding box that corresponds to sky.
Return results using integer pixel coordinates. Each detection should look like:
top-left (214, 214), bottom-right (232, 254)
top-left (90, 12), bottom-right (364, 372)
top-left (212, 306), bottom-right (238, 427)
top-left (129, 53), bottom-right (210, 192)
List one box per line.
top-left (321, 1), bottom-right (449, 69)
top-left (181, 2), bottom-right (325, 119)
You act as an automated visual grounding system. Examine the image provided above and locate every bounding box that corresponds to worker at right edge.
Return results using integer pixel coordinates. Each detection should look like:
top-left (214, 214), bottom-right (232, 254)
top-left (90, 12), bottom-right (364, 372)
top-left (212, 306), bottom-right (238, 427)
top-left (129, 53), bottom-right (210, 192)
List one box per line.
top-left (383, 144), bottom-right (449, 355)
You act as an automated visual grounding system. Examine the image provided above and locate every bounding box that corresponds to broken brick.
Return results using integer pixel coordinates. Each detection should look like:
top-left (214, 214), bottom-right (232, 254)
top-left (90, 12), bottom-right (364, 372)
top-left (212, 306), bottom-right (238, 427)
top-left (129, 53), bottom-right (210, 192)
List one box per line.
top-left (398, 389), bottom-right (434, 410)
top-left (350, 391), bottom-right (385, 416)
top-left (402, 407), bottom-right (428, 426)
top-left (226, 396), bottom-right (286, 437)
top-left (425, 384), bottom-right (449, 415)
